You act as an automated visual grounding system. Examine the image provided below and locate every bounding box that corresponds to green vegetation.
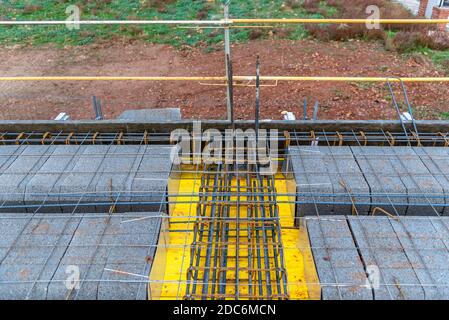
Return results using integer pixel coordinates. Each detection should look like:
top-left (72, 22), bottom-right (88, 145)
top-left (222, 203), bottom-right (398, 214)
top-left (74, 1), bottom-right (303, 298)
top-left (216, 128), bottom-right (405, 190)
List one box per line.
top-left (404, 47), bottom-right (449, 73)
top-left (430, 50), bottom-right (449, 73)
top-left (440, 112), bottom-right (449, 120)
top-left (0, 0), bottom-right (447, 68)
top-left (0, 0), bottom-right (314, 47)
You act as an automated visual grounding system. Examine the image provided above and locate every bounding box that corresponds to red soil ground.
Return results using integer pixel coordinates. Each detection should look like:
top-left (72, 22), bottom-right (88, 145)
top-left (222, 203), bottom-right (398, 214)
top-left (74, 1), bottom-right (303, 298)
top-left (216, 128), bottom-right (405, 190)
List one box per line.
top-left (0, 39), bottom-right (447, 121)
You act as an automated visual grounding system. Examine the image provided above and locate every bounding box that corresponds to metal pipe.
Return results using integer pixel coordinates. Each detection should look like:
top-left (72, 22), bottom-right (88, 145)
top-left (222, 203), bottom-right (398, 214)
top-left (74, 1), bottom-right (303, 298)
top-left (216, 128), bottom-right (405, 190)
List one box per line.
top-left (1, 76), bottom-right (449, 82)
top-left (233, 18), bottom-right (449, 24)
top-left (1, 18), bottom-right (449, 25)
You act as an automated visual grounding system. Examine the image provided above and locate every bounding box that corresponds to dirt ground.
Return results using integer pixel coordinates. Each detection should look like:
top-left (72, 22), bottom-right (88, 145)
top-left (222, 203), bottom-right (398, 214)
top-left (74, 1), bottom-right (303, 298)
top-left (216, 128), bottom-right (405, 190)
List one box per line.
top-left (0, 39), bottom-right (448, 121)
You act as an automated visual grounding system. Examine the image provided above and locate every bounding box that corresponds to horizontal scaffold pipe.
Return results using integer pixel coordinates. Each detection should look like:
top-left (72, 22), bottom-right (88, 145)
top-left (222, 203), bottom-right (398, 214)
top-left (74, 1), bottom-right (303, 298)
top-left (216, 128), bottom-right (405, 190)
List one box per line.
top-left (233, 18), bottom-right (449, 24)
top-left (0, 76), bottom-right (449, 82)
top-left (1, 18), bottom-right (449, 25)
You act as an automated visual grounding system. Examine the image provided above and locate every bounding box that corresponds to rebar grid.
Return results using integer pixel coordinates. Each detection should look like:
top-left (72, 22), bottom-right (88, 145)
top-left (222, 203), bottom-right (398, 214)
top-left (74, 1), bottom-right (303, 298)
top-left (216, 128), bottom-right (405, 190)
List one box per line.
top-left (184, 162), bottom-right (288, 300)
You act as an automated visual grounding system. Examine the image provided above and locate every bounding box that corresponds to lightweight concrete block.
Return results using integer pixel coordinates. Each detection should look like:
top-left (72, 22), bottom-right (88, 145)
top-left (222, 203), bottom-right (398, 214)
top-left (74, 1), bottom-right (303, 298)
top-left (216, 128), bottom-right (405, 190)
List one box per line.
top-left (25, 145), bottom-right (82, 213)
top-left (0, 145), bottom-right (22, 171)
top-left (130, 146), bottom-right (173, 212)
top-left (0, 145), bottom-right (56, 213)
top-left (0, 263), bottom-right (45, 299)
top-left (97, 263), bottom-right (150, 300)
top-left (289, 148), bottom-right (334, 216)
top-left (306, 217), bottom-right (353, 238)
top-left (91, 145), bottom-right (142, 212)
top-left (428, 269), bottom-right (449, 299)
top-left (389, 147), bottom-right (444, 216)
top-left (0, 211), bottom-right (162, 300)
top-left (58, 145), bottom-right (112, 213)
top-left (333, 267), bottom-right (373, 300)
top-left (378, 268), bottom-right (426, 300)
top-left (414, 147), bottom-right (449, 215)
top-left (351, 147), bottom-right (408, 215)
top-left (302, 174), bottom-right (333, 216)
top-left (307, 217), bottom-right (373, 300)
top-left (329, 174), bottom-right (370, 215)
top-left (320, 147), bottom-right (371, 215)
top-left (348, 216), bottom-right (449, 299)
top-left (118, 108), bottom-right (181, 121)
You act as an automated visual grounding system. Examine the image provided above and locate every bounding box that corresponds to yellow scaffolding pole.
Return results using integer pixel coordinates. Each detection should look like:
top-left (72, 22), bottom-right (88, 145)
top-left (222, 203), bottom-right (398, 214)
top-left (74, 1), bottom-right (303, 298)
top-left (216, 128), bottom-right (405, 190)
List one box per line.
top-left (0, 19), bottom-right (449, 25)
top-left (233, 18), bottom-right (449, 24)
top-left (0, 76), bottom-right (449, 82)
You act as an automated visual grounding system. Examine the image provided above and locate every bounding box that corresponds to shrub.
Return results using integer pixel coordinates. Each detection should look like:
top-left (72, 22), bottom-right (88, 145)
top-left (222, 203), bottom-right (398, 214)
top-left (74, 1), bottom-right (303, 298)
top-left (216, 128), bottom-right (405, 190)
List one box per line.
top-left (305, 0), bottom-right (449, 52)
top-left (392, 31), bottom-right (449, 52)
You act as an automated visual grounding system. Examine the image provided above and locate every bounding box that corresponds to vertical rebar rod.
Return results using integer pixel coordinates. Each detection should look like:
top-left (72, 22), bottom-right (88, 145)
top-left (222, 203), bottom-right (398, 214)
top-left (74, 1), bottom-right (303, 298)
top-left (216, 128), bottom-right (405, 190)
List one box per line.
top-left (201, 164), bottom-right (222, 298)
top-left (254, 177), bottom-right (272, 298)
top-left (218, 164), bottom-right (231, 298)
top-left (210, 169), bottom-right (225, 298)
top-left (255, 56), bottom-right (261, 143)
top-left (186, 168), bottom-right (210, 297)
top-left (246, 166), bottom-right (255, 299)
top-left (303, 98), bottom-right (308, 120)
top-left (267, 173), bottom-right (289, 297)
top-left (386, 77), bottom-right (410, 145)
top-left (251, 178), bottom-right (264, 297)
top-left (235, 170), bottom-right (241, 299)
top-left (224, 1), bottom-right (233, 122)
top-left (226, 54), bottom-right (235, 127)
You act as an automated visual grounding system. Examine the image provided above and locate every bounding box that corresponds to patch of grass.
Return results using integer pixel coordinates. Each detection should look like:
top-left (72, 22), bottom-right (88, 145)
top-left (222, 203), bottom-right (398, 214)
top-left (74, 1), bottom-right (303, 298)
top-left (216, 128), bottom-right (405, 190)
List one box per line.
top-left (431, 50), bottom-right (449, 65)
top-left (403, 47), bottom-right (449, 74)
top-left (350, 81), bottom-right (375, 90)
top-left (0, 0), bottom-right (312, 47)
top-left (440, 112), bottom-right (449, 120)
top-left (430, 50), bottom-right (449, 75)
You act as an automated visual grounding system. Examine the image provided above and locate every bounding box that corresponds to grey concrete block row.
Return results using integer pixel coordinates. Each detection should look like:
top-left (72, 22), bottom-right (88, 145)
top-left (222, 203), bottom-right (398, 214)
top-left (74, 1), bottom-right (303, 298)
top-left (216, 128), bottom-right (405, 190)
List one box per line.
top-left (307, 216), bottom-right (449, 300)
top-left (0, 212), bottom-right (162, 300)
top-left (289, 146), bottom-right (449, 217)
top-left (306, 217), bottom-right (373, 300)
top-left (0, 145), bottom-right (174, 213)
top-left (351, 216), bottom-right (449, 300)
top-left (289, 146), bottom-right (371, 216)
top-left (117, 108), bottom-right (182, 122)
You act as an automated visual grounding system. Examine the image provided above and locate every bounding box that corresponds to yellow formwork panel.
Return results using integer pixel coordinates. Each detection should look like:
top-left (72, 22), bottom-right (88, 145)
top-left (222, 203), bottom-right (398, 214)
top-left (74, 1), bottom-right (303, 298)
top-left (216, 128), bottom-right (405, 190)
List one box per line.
top-left (275, 175), bottom-right (321, 300)
top-left (158, 170), bottom-right (202, 300)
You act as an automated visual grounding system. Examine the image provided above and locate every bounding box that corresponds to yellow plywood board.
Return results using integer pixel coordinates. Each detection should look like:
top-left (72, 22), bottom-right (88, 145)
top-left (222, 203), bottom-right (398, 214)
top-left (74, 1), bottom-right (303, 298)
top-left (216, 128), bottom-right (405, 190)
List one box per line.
top-left (158, 172), bottom-right (201, 300)
top-left (275, 175), bottom-right (321, 300)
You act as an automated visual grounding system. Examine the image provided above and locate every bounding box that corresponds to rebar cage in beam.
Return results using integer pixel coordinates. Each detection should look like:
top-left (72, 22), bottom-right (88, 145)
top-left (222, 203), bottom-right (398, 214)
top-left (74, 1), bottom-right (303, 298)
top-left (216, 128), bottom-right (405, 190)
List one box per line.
top-left (185, 163), bottom-right (288, 300)
top-left (0, 129), bottom-right (448, 147)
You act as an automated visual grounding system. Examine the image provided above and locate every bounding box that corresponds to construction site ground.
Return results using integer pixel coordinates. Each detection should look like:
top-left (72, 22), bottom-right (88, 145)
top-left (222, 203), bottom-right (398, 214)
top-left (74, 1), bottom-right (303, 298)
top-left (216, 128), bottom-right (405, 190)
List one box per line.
top-left (0, 39), bottom-right (448, 121)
